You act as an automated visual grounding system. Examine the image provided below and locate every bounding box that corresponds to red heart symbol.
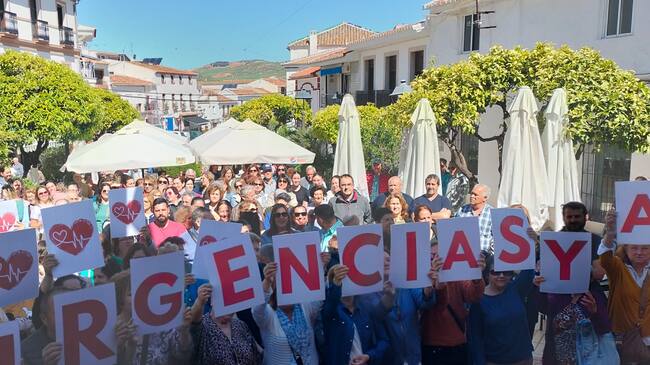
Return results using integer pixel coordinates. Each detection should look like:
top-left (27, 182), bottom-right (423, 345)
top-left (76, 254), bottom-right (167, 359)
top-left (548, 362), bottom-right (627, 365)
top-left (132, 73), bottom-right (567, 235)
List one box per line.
top-left (0, 213), bottom-right (16, 233)
top-left (0, 250), bottom-right (33, 290)
top-left (112, 200), bottom-right (142, 225)
top-left (48, 219), bottom-right (94, 256)
top-left (199, 235), bottom-right (217, 247)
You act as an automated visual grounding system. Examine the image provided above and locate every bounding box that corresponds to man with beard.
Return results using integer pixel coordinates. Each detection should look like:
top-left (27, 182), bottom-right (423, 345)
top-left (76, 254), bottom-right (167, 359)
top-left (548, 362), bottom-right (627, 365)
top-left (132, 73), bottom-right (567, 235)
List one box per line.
top-left (148, 198), bottom-right (196, 262)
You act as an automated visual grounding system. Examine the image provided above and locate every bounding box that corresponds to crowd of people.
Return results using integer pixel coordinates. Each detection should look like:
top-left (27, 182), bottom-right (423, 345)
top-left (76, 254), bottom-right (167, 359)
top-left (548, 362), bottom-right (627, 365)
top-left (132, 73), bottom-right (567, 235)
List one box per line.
top-left (0, 159), bottom-right (648, 365)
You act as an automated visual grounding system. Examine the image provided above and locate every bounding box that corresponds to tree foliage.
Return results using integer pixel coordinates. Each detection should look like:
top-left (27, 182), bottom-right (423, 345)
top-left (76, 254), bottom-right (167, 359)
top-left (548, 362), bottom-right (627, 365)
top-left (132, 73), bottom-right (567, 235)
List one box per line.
top-left (385, 43), bottom-right (650, 181)
top-left (312, 103), bottom-right (402, 172)
top-left (0, 50), bottom-right (138, 167)
top-left (229, 94), bottom-right (312, 131)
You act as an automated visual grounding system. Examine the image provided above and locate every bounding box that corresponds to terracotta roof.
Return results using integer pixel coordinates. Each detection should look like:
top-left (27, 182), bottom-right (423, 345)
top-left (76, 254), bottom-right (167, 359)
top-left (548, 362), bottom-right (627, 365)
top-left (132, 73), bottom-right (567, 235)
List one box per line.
top-left (130, 61), bottom-right (197, 76)
top-left (283, 47), bottom-right (347, 66)
top-left (228, 88), bottom-right (271, 96)
top-left (216, 94), bottom-right (237, 103)
top-left (287, 22), bottom-right (377, 49)
top-left (348, 22), bottom-right (426, 46)
top-left (110, 75), bottom-right (153, 86)
top-left (80, 56), bottom-right (109, 65)
top-left (289, 66), bottom-right (321, 80)
top-left (263, 77), bottom-right (286, 87)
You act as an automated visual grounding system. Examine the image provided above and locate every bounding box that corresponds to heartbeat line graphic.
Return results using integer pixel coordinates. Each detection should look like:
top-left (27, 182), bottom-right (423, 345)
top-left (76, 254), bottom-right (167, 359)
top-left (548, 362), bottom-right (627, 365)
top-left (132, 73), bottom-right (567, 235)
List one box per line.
top-left (0, 264), bottom-right (28, 284)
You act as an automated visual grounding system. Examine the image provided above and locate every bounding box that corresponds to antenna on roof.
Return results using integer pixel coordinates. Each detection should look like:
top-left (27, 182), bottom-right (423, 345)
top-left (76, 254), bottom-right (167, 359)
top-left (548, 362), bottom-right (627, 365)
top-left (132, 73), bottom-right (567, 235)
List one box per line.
top-left (474, 0), bottom-right (496, 30)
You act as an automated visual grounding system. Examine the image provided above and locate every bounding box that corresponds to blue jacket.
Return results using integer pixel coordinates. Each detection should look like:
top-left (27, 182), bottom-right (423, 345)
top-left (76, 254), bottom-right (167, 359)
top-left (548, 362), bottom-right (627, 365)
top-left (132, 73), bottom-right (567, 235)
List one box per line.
top-left (322, 284), bottom-right (389, 365)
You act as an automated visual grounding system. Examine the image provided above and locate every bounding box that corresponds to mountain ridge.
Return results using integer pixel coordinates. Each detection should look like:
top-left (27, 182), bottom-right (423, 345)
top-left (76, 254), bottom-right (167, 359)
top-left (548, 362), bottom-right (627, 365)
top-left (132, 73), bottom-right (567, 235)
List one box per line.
top-left (193, 60), bottom-right (285, 84)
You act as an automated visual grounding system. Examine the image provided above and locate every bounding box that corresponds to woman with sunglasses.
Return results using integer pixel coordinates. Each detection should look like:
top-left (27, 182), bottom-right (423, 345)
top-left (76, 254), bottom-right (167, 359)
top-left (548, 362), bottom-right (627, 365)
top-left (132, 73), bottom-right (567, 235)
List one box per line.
top-left (260, 204), bottom-right (297, 246)
top-left (226, 177), bottom-right (243, 207)
top-left (30, 185), bottom-right (54, 231)
top-left (92, 182), bottom-right (112, 232)
top-left (467, 255), bottom-right (535, 365)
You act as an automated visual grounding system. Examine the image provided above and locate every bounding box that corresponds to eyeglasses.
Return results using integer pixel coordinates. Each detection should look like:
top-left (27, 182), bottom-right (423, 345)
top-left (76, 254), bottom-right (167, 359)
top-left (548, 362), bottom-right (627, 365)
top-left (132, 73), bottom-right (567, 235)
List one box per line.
top-left (489, 270), bottom-right (514, 277)
top-left (144, 183), bottom-right (153, 186)
top-left (274, 212), bottom-right (289, 218)
top-left (277, 168), bottom-right (286, 171)
top-left (294, 212), bottom-right (308, 217)
top-left (278, 180), bottom-right (288, 184)
top-left (38, 191), bottom-right (49, 196)
top-left (254, 183), bottom-right (264, 186)
top-left (158, 180), bottom-right (168, 184)
top-left (249, 169), bottom-right (258, 172)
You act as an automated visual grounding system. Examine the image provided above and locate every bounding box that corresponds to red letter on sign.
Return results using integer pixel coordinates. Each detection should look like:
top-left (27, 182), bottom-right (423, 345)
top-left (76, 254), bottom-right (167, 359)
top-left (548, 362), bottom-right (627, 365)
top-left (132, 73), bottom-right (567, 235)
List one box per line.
top-left (499, 216), bottom-right (530, 264)
top-left (545, 239), bottom-right (586, 280)
top-left (406, 232), bottom-right (418, 281)
top-left (343, 233), bottom-right (382, 286)
top-left (62, 299), bottom-right (114, 365)
top-left (279, 244), bottom-right (320, 294)
top-left (0, 333), bottom-right (16, 365)
top-left (134, 272), bottom-right (181, 326)
top-left (443, 230), bottom-right (479, 270)
top-left (621, 194), bottom-right (650, 233)
top-left (213, 245), bottom-right (253, 306)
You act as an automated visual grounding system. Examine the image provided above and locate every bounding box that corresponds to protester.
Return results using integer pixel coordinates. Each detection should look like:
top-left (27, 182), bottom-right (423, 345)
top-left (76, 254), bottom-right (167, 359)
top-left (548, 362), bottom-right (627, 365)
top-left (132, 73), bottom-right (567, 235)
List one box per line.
top-left (300, 165), bottom-right (317, 190)
top-left (260, 163), bottom-right (276, 195)
top-left (326, 175), bottom-right (341, 202)
top-left (456, 184), bottom-right (494, 253)
top-left (1, 184), bottom-right (29, 228)
top-left (148, 198), bottom-right (191, 249)
top-left (11, 157), bottom-right (24, 178)
top-left (413, 174), bottom-right (452, 221)
top-left (92, 182), bottom-right (111, 231)
top-left (367, 160), bottom-right (390, 202)
top-left (260, 203), bottom-right (297, 245)
top-left (383, 193), bottom-right (411, 224)
top-left (291, 205), bottom-right (310, 232)
top-left (291, 172), bottom-right (310, 206)
top-left (414, 205), bottom-right (437, 243)
top-left (122, 242), bottom-right (155, 269)
top-left (205, 184), bottom-right (225, 220)
top-left (372, 176), bottom-right (414, 213)
top-left (199, 171), bottom-right (215, 197)
top-left (330, 174), bottom-right (372, 225)
top-left (440, 158), bottom-right (452, 195)
top-left (66, 183), bottom-right (82, 202)
top-left (445, 162), bottom-right (470, 214)
top-left (11, 177), bottom-right (25, 199)
top-left (30, 185), bottom-right (54, 231)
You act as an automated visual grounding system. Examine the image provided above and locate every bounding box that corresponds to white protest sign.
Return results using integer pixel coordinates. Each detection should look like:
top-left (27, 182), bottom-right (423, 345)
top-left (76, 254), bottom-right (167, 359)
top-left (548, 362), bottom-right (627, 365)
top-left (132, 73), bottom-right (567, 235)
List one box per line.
top-left (492, 208), bottom-right (536, 271)
top-left (130, 251), bottom-right (185, 335)
top-left (0, 320), bottom-right (20, 365)
top-left (273, 231), bottom-right (325, 306)
top-left (437, 217), bottom-right (482, 283)
top-left (108, 187), bottom-right (146, 238)
top-left (616, 181), bottom-right (650, 245)
top-left (389, 222), bottom-right (432, 289)
top-left (54, 283), bottom-right (117, 365)
top-left (338, 224), bottom-right (384, 296)
top-left (42, 200), bottom-right (103, 277)
top-left (0, 229), bottom-right (39, 307)
top-left (0, 200), bottom-right (19, 233)
top-left (540, 231), bottom-right (591, 294)
top-left (193, 221), bottom-right (243, 279)
top-left (202, 234), bottom-right (264, 316)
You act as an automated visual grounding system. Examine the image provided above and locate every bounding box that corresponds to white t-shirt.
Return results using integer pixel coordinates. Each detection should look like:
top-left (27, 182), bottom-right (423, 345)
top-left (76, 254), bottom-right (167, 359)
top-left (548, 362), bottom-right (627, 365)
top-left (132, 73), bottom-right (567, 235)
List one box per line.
top-left (349, 324), bottom-right (363, 363)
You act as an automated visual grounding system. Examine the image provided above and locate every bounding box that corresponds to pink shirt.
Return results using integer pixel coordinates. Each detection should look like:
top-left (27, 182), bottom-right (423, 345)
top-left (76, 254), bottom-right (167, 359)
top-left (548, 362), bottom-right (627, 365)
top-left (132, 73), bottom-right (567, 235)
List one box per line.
top-left (148, 220), bottom-right (189, 248)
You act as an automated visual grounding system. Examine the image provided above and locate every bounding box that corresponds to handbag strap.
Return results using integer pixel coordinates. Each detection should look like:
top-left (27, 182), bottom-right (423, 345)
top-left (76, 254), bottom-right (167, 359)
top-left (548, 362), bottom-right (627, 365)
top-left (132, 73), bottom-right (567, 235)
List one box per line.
top-left (639, 274), bottom-right (650, 322)
top-left (447, 304), bottom-right (465, 333)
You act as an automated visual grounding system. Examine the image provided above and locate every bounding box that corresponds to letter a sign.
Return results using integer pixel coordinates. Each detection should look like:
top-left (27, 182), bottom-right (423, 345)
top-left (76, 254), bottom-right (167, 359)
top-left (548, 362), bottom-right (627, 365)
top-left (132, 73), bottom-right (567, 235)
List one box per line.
top-left (437, 217), bottom-right (482, 283)
top-left (616, 181), bottom-right (650, 245)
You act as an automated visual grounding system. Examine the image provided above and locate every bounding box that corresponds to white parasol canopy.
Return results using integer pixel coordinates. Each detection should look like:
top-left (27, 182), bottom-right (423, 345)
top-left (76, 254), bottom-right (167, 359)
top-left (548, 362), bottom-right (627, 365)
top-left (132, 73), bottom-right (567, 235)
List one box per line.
top-left (497, 86), bottom-right (550, 230)
top-left (332, 94), bottom-right (369, 198)
top-left (189, 119), bottom-right (315, 165)
top-left (542, 88), bottom-right (581, 231)
top-left (118, 120), bottom-right (188, 144)
top-left (188, 117), bottom-right (241, 152)
top-left (62, 129), bottom-right (195, 173)
top-left (399, 98), bottom-right (442, 197)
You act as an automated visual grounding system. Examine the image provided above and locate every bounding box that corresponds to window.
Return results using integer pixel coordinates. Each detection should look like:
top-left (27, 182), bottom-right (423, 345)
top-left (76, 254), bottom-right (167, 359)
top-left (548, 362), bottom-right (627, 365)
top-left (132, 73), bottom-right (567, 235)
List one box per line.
top-left (29, 0), bottom-right (38, 22)
top-left (56, 3), bottom-right (64, 28)
top-left (385, 55), bottom-right (397, 92)
top-left (179, 76), bottom-right (183, 85)
top-left (171, 75), bottom-right (175, 84)
top-left (410, 50), bottom-right (425, 80)
top-left (161, 75), bottom-right (165, 84)
top-left (365, 59), bottom-right (374, 91)
top-left (189, 77), bottom-right (193, 85)
top-left (463, 14), bottom-right (480, 52)
top-left (606, 0), bottom-right (633, 36)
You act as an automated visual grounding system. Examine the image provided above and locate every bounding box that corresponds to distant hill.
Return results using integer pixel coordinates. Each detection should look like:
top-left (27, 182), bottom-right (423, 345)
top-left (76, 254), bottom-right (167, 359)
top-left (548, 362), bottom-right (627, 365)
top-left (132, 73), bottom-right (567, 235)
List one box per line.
top-left (193, 60), bottom-right (285, 84)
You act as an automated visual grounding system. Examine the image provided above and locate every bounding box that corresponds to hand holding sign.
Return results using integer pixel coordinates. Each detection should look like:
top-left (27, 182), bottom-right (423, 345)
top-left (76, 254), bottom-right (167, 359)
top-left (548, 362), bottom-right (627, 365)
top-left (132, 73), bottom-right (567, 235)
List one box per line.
top-left (338, 225), bottom-right (384, 296)
top-left (0, 320), bottom-right (20, 365)
top-left (0, 200), bottom-right (19, 233)
top-left (437, 217), bottom-right (482, 283)
top-left (616, 181), bottom-right (650, 245)
top-left (492, 208), bottom-right (536, 271)
top-left (0, 229), bottom-right (39, 307)
top-left (389, 222), bottom-right (432, 289)
top-left (539, 231), bottom-right (591, 294)
top-left (109, 188), bottom-right (146, 238)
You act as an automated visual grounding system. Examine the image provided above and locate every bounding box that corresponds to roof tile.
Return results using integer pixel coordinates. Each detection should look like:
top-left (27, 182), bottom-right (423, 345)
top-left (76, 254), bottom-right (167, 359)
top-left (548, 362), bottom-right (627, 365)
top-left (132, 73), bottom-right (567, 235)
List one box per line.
top-left (110, 75), bottom-right (153, 86)
top-left (288, 22), bottom-right (377, 49)
top-left (130, 61), bottom-right (197, 76)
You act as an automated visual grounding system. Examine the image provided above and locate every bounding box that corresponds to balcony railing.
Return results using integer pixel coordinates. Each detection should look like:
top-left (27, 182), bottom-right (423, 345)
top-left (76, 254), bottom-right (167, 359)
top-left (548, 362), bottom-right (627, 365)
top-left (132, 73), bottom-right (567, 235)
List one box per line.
top-left (0, 11), bottom-right (18, 35)
top-left (32, 20), bottom-right (49, 42)
top-left (59, 26), bottom-right (74, 46)
top-left (355, 90), bottom-right (393, 107)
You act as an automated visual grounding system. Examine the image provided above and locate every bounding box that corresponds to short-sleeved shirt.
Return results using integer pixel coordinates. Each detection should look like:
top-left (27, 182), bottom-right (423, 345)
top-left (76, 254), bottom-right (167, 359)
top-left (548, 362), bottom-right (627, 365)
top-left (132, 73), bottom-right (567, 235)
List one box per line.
top-left (292, 186), bottom-right (310, 206)
top-left (412, 194), bottom-right (452, 213)
top-left (148, 220), bottom-right (189, 247)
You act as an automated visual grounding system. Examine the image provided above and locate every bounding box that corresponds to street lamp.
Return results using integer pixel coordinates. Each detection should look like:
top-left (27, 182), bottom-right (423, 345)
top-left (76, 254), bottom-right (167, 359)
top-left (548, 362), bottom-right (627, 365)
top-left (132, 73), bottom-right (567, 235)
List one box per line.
top-left (390, 80), bottom-right (412, 97)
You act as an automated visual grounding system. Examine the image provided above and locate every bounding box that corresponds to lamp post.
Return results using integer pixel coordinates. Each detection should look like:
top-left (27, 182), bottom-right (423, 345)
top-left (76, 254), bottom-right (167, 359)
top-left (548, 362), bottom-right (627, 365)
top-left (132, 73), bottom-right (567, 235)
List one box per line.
top-left (390, 80), bottom-right (412, 100)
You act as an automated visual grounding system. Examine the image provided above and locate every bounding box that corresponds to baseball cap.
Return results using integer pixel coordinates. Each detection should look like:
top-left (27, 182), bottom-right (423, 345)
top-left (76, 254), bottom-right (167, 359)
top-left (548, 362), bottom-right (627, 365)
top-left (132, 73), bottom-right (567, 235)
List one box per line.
top-left (261, 163), bottom-right (273, 172)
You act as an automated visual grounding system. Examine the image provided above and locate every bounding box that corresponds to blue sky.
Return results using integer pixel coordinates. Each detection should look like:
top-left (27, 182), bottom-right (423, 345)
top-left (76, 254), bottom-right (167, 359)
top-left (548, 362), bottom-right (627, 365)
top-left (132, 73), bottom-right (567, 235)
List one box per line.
top-left (78, 0), bottom-right (428, 69)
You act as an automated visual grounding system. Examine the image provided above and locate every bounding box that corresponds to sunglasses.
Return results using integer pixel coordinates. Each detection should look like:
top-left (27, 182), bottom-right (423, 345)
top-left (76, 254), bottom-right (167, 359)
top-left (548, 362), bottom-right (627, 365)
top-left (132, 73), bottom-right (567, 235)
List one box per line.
top-left (278, 180), bottom-right (288, 184)
top-left (277, 168), bottom-right (286, 171)
top-left (144, 182), bottom-right (153, 186)
top-left (158, 180), bottom-right (168, 184)
top-left (489, 270), bottom-right (514, 277)
top-left (254, 183), bottom-right (264, 186)
top-left (235, 184), bottom-right (243, 188)
top-left (38, 191), bottom-right (49, 196)
top-left (249, 169), bottom-right (258, 172)
top-left (274, 212), bottom-right (289, 218)
top-left (294, 212), bottom-right (308, 217)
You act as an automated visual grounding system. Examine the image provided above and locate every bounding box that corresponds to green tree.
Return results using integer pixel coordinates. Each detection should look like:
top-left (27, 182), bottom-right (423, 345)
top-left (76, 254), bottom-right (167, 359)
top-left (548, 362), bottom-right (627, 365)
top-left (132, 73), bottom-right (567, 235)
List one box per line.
top-left (386, 43), bottom-right (650, 182)
top-left (0, 50), bottom-right (138, 170)
top-left (229, 94), bottom-right (312, 131)
top-left (90, 87), bottom-right (141, 139)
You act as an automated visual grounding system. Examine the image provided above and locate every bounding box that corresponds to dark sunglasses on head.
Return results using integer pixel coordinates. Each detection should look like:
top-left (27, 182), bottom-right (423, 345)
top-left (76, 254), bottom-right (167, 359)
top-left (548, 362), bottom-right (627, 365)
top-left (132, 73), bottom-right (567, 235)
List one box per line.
top-left (274, 212), bottom-right (289, 218)
top-left (489, 270), bottom-right (514, 277)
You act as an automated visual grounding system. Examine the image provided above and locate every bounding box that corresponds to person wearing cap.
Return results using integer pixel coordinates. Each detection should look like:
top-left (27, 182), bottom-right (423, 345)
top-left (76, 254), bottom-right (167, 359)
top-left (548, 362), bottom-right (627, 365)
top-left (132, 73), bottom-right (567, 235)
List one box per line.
top-left (366, 160), bottom-right (390, 202)
top-left (260, 163), bottom-right (276, 195)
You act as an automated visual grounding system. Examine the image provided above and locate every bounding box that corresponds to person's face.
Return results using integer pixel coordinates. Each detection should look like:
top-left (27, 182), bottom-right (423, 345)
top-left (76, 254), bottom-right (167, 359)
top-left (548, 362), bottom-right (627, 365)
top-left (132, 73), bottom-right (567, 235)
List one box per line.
top-left (153, 190), bottom-right (162, 199)
top-left (313, 190), bottom-right (324, 205)
top-left (293, 207), bottom-right (308, 226)
top-left (625, 245), bottom-right (650, 268)
top-left (380, 214), bottom-right (394, 233)
top-left (158, 178), bottom-right (169, 191)
top-left (94, 269), bottom-right (108, 285)
top-left (173, 178), bottom-right (184, 192)
top-left (562, 208), bottom-right (587, 231)
top-left (12, 180), bottom-right (22, 192)
top-left (125, 178), bottom-right (135, 188)
top-left (37, 187), bottom-right (50, 202)
top-left (340, 177), bottom-right (354, 196)
top-left (153, 203), bottom-right (169, 223)
top-left (263, 170), bottom-right (273, 180)
top-left (372, 163), bottom-right (382, 175)
top-left (277, 178), bottom-right (289, 190)
top-left (273, 208), bottom-right (289, 227)
top-left (489, 270), bottom-right (514, 290)
top-left (186, 171), bottom-right (196, 180)
top-left (136, 179), bottom-right (144, 187)
top-left (276, 165), bottom-right (286, 175)
top-left (143, 180), bottom-right (154, 192)
top-left (67, 185), bottom-right (79, 197)
top-left (192, 199), bottom-right (205, 209)
top-left (46, 182), bottom-right (56, 195)
top-left (201, 175), bottom-right (210, 186)
top-left (2, 168), bottom-right (11, 180)
top-left (431, 244), bottom-right (439, 258)
top-left (388, 178), bottom-right (401, 194)
top-left (224, 169), bottom-right (233, 180)
top-left (291, 174), bottom-right (301, 187)
top-left (1, 189), bottom-right (10, 200)
top-left (312, 175), bottom-right (324, 187)
top-left (417, 209), bottom-right (433, 224)
top-left (469, 186), bottom-right (488, 206)
top-left (425, 179), bottom-right (439, 196)
top-left (331, 177), bottom-right (340, 192)
top-left (253, 180), bottom-right (264, 194)
top-left (143, 198), bottom-right (151, 212)
top-left (388, 197), bottom-right (402, 216)
top-left (248, 166), bottom-right (259, 176)
top-left (182, 194), bottom-right (193, 207)
top-left (217, 204), bottom-right (231, 222)
top-left (185, 179), bottom-right (194, 191)
top-left (26, 191), bottom-right (35, 204)
top-left (165, 188), bottom-right (178, 202)
top-left (306, 169), bottom-right (315, 182)
top-left (209, 189), bottom-right (221, 203)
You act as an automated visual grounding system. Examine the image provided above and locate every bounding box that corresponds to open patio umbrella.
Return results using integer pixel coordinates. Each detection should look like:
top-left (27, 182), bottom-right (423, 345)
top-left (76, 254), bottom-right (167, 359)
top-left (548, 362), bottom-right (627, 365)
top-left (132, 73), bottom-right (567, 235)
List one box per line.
top-left (399, 98), bottom-right (441, 197)
top-left (118, 120), bottom-right (188, 144)
top-left (189, 117), bottom-right (241, 152)
top-left (62, 129), bottom-right (195, 173)
top-left (497, 86), bottom-right (549, 230)
top-left (542, 88), bottom-right (581, 231)
top-left (333, 94), bottom-right (369, 198)
top-left (189, 119), bottom-right (315, 165)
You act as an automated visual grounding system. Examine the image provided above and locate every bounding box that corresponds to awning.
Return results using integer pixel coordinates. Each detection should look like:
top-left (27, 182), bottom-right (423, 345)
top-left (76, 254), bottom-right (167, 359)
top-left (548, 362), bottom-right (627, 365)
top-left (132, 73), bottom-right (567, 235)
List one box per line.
top-left (289, 66), bottom-right (321, 80)
top-left (183, 115), bottom-right (211, 127)
top-left (320, 66), bottom-right (342, 76)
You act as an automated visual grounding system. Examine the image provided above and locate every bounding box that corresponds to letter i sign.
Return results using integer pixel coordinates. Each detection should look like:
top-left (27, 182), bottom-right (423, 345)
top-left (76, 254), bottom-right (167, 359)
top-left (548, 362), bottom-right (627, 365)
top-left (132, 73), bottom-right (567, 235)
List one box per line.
top-left (616, 181), bottom-right (650, 245)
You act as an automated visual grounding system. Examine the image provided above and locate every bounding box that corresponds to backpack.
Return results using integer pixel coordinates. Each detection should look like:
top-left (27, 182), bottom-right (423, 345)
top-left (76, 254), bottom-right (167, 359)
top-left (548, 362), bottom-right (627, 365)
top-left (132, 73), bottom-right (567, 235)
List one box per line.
top-left (576, 318), bottom-right (619, 365)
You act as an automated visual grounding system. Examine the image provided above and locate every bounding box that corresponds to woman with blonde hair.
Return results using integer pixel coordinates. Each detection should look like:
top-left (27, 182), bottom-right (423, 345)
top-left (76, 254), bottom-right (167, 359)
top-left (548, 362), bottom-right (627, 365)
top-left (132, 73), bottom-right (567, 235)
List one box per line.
top-left (30, 185), bottom-right (54, 231)
top-left (383, 193), bottom-right (410, 224)
top-left (205, 183), bottom-right (225, 220)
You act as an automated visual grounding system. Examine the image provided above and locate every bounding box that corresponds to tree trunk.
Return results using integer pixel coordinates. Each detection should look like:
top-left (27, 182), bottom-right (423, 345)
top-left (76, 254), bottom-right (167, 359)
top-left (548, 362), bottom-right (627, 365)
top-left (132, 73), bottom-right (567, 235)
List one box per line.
top-left (19, 140), bottom-right (49, 173)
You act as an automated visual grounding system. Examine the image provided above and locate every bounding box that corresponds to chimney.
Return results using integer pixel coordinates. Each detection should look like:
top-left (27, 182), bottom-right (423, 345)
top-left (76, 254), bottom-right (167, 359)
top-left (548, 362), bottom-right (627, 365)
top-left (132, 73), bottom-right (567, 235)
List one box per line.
top-left (308, 30), bottom-right (318, 56)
